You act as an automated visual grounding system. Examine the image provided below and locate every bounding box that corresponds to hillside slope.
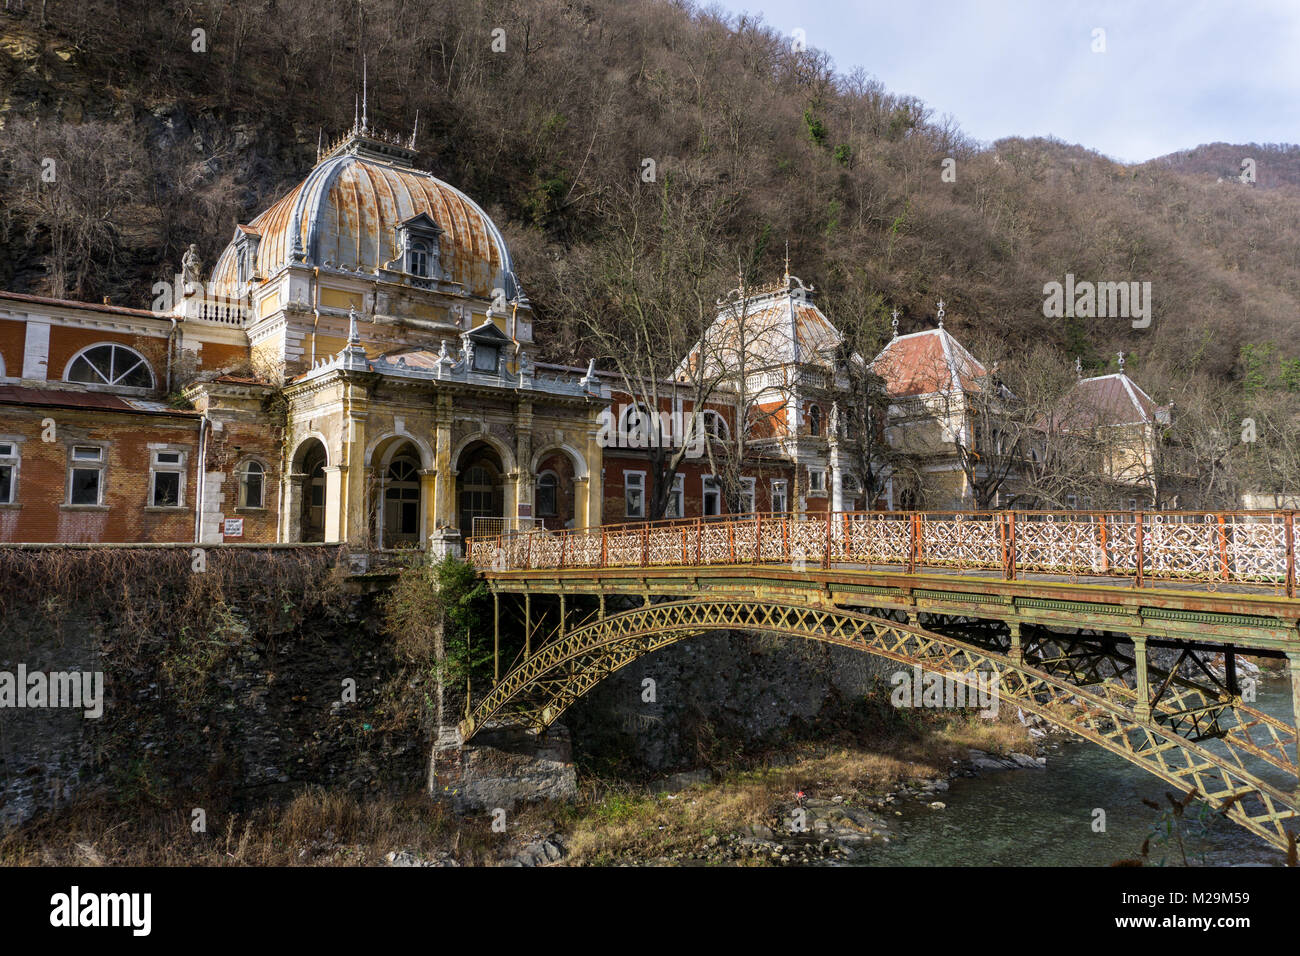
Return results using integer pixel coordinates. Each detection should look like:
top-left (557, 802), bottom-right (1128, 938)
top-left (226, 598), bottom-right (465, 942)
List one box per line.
top-left (0, 0), bottom-right (1297, 391)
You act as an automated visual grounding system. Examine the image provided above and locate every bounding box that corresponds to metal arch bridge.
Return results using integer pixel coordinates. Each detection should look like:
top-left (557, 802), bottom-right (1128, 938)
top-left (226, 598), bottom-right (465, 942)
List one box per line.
top-left (463, 509), bottom-right (1300, 853)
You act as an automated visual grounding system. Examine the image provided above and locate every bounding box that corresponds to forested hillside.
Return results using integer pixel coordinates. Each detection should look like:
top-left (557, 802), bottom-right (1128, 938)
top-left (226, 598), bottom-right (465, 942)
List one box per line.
top-left (1, 0), bottom-right (1297, 403)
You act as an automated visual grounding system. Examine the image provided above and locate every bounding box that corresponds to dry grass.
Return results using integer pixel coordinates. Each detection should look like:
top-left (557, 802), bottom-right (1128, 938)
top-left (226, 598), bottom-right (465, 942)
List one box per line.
top-left (0, 788), bottom-right (497, 867)
top-left (562, 711), bottom-right (1033, 865)
top-left (1, 708), bottom-right (1033, 867)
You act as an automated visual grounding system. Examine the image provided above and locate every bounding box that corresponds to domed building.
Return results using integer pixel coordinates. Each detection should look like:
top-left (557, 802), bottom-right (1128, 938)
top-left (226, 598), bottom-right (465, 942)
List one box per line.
top-left (185, 125), bottom-right (606, 550)
top-left (0, 122), bottom-right (606, 549)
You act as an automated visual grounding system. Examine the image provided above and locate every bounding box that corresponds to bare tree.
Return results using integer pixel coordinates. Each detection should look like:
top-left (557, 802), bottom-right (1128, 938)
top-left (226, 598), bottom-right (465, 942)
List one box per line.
top-left (547, 175), bottom-right (734, 520)
top-left (0, 118), bottom-right (145, 300)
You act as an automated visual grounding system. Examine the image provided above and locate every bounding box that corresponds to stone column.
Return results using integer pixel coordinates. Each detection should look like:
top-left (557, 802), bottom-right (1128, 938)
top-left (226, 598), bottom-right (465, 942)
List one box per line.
top-left (283, 472), bottom-right (306, 542)
top-left (586, 408), bottom-right (604, 527)
top-left (574, 476), bottom-right (590, 530)
top-left (514, 400), bottom-right (533, 527)
top-left (419, 467), bottom-right (438, 547)
top-left (322, 465), bottom-right (346, 543)
top-left (342, 386), bottom-right (369, 545)
top-left (433, 393), bottom-right (455, 529)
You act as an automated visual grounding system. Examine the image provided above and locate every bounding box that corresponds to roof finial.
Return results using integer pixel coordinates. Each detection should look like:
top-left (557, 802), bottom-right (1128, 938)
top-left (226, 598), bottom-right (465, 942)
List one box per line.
top-left (409, 109), bottom-right (419, 149)
top-left (891, 308), bottom-right (900, 339)
top-left (1116, 350), bottom-right (1126, 374)
top-left (361, 55), bottom-right (369, 133)
top-left (316, 128), bottom-right (323, 163)
top-left (936, 298), bottom-right (946, 328)
top-left (783, 240), bottom-right (790, 283)
top-left (1075, 356), bottom-right (1083, 379)
top-left (348, 305), bottom-right (360, 345)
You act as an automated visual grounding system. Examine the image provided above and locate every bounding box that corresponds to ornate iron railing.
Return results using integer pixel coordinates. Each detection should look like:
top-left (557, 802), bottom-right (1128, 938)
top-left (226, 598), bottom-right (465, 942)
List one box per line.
top-left (468, 510), bottom-right (1298, 595)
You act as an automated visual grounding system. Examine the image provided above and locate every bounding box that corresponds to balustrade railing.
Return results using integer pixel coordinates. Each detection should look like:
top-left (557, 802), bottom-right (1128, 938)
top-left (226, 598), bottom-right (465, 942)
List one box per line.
top-left (467, 510), bottom-right (1298, 595)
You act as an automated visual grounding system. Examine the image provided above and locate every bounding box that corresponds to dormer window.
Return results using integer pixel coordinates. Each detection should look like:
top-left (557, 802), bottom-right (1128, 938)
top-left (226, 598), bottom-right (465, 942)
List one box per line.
top-left (394, 212), bottom-right (443, 283)
top-left (234, 226), bottom-right (261, 286)
top-left (409, 241), bottom-right (430, 278)
top-left (463, 319), bottom-right (512, 376)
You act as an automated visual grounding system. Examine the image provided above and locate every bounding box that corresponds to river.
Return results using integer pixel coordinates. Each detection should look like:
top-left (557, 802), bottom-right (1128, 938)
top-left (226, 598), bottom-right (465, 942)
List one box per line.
top-left (858, 677), bottom-right (1293, 867)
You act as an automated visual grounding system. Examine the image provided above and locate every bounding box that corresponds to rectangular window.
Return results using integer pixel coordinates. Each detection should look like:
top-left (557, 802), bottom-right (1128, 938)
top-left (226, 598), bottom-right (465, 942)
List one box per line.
top-left (703, 476), bottom-right (721, 516)
top-left (69, 445), bottom-right (103, 506)
top-left (1066, 494), bottom-right (1077, 510)
top-left (808, 468), bottom-right (826, 495)
top-left (150, 448), bottom-right (186, 508)
top-left (666, 474), bottom-right (684, 519)
top-left (771, 479), bottom-right (788, 514)
top-left (740, 477), bottom-right (756, 514)
top-left (625, 471), bottom-right (645, 519)
top-left (0, 442), bottom-right (16, 504)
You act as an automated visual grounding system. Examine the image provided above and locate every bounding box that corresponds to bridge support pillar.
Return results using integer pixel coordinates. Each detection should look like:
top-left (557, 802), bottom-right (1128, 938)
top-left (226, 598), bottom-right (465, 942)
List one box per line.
top-left (1008, 621), bottom-right (1023, 664)
top-left (599, 593), bottom-right (606, 619)
top-left (524, 593), bottom-right (531, 659)
top-left (493, 591), bottom-right (500, 685)
top-left (1133, 636), bottom-right (1152, 722)
top-left (559, 593), bottom-right (566, 638)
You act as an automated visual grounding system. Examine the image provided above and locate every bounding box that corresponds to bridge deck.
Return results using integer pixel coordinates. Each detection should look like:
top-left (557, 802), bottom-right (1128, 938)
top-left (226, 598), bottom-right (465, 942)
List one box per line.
top-left (470, 511), bottom-right (1300, 652)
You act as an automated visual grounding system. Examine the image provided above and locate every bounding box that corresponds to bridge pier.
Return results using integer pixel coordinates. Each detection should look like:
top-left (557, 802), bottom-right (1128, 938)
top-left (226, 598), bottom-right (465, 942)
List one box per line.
top-left (1132, 636), bottom-right (1152, 721)
top-left (1008, 621), bottom-right (1023, 664)
top-left (430, 723), bottom-right (577, 813)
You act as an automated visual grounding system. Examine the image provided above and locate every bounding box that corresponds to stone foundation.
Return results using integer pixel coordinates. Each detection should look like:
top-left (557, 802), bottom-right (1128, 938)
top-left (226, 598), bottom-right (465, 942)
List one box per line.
top-left (430, 723), bottom-right (577, 812)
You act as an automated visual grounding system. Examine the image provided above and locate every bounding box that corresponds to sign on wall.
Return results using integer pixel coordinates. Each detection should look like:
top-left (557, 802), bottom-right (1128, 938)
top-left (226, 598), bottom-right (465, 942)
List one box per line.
top-left (223, 518), bottom-right (244, 538)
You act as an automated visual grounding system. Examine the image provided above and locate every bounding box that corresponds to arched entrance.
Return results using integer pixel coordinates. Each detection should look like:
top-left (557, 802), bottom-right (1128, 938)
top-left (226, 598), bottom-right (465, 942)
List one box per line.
top-left (290, 438), bottom-right (328, 542)
top-left (533, 449), bottom-right (577, 530)
top-left (456, 442), bottom-right (504, 537)
top-left (380, 448), bottom-right (422, 548)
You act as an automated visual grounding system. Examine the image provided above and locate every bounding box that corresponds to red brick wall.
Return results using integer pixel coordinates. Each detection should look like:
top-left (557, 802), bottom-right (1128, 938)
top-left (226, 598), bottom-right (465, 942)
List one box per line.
top-left (205, 419), bottom-right (282, 544)
top-left (0, 405), bottom-right (199, 543)
top-left (0, 320), bottom-right (25, 379)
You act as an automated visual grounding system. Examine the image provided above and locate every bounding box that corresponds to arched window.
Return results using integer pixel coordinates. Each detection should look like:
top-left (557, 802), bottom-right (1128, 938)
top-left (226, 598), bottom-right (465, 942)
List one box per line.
top-left (238, 460), bottom-right (265, 509)
top-left (808, 405), bottom-right (822, 437)
top-left (66, 344), bottom-right (154, 390)
top-left (408, 241), bottom-right (430, 278)
top-left (536, 471), bottom-right (558, 516)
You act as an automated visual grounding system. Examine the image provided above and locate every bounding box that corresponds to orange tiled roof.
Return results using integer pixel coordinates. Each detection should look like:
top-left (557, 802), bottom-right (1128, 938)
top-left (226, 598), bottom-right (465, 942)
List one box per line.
top-left (870, 328), bottom-right (987, 398)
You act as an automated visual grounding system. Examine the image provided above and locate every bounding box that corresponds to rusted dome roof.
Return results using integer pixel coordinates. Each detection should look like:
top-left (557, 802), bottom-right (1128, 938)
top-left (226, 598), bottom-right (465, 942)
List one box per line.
top-left (210, 145), bottom-right (516, 302)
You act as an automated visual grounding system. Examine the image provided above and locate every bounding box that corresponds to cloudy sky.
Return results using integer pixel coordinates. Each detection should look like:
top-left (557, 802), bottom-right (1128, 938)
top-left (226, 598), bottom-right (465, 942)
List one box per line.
top-left (717, 0), bottom-right (1299, 163)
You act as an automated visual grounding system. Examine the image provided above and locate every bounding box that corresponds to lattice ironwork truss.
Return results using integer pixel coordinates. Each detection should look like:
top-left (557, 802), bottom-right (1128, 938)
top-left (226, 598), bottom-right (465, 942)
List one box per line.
top-left (461, 600), bottom-right (1300, 853)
